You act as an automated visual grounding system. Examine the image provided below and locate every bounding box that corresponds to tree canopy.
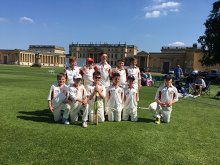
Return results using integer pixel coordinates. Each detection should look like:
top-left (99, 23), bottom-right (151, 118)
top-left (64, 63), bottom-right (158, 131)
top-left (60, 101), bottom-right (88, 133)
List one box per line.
top-left (198, 1), bottom-right (220, 66)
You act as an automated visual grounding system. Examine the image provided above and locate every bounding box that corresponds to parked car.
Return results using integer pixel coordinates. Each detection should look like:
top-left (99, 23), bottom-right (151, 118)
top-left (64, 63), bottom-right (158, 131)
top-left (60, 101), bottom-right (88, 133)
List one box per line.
top-left (206, 69), bottom-right (220, 79)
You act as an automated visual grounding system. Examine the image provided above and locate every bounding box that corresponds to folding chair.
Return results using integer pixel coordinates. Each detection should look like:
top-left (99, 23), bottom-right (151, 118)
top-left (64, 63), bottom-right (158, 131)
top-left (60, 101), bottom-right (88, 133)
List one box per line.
top-left (201, 81), bottom-right (211, 96)
top-left (152, 76), bottom-right (163, 87)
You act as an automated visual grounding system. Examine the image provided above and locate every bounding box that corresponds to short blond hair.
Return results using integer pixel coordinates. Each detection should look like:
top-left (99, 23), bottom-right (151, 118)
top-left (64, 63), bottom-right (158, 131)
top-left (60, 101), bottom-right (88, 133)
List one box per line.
top-left (69, 56), bottom-right (77, 63)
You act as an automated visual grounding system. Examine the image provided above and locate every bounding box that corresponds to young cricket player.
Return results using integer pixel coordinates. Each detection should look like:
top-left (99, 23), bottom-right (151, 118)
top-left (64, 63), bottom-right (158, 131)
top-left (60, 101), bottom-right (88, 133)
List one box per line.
top-left (106, 72), bottom-right (124, 122)
top-left (94, 51), bottom-right (111, 89)
top-left (125, 58), bottom-right (141, 91)
top-left (149, 74), bottom-right (178, 124)
top-left (79, 57), bottom-right (95, 91)
top-left (122, 75), bottom-right (138, 122)
top-left (111, 59), bottom-right (127, 88)
top-left (48, 73), bottom-right (71, 125)
top-left (68, 74), bottom-right (89, 128)
top-left (94, 51), bottom-right (111, 115)
top-left (64, 56), bottom-right (80, 86)
top-left (87, 71), bottom-right (106, 122)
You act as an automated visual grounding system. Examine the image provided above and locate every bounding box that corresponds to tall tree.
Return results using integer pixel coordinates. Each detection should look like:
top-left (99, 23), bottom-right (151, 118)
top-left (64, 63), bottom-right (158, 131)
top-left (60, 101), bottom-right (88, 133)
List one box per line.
top-left (198, 1), bottom-right (220, 66)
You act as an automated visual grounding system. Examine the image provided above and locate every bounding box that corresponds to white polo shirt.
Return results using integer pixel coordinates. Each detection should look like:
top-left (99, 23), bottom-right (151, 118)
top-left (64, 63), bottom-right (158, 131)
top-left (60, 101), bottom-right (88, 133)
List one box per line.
top-left (124, 85), bottom-right (138, 109)
top-left (106, 85), bottom-right (124, 108)
top-left (126, 66), bottom-right (141, 87)
top-left (48, 83), bottom-right (68, 108)
top-left (94, 62), bottom-right (111, 88)
top-left (68, 84), bottom-right (88, 104)
top-left (65, 67), bottom-right (80, 86)
top-left (80, 65), bottom-right (95, 87)
top-left (155, 83), bottom-right (178, 104)
top-left (112, 67), bottom-right (127, 87)
top-left (87, 83), bottom-right (106, 102)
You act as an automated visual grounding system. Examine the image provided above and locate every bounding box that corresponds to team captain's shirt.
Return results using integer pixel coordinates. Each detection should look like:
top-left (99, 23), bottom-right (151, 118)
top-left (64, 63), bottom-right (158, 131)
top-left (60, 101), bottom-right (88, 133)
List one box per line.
top-left (94, 62), bottom-right (111, 88)
top-left (65, 67), bottom-right (80, 86)
top-left (48, 82), bottom-right (68, 108)
top-left (155, 83), bottom-right (178, 105)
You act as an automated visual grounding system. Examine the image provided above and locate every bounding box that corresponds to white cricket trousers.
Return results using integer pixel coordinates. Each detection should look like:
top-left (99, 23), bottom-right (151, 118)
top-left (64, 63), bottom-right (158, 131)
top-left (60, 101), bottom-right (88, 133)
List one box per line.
top-left (70, 103), bottom-right (89, 122)
top-left (148, 102), bottom-right (172, 123)
top-left (107, 106), bottom-right (123, 122)
top-left (53, 103), bottom-right (71, 122)
top-left (89, 100), bottom-right (105, 122)
top-left (122, 107), bottom-right (138, 122)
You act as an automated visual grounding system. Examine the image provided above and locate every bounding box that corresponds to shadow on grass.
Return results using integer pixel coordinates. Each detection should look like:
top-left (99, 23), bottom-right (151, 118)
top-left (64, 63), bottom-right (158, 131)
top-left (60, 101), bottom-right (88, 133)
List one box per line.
top-left (17, 109), bottom-right (54, 124)
top-left (138, 117), bottom-right (155, 123)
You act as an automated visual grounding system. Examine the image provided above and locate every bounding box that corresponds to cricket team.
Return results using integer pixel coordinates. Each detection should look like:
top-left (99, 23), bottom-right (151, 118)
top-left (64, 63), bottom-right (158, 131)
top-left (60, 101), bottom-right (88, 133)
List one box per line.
top-left (48, 52), bottom-right (178, 128)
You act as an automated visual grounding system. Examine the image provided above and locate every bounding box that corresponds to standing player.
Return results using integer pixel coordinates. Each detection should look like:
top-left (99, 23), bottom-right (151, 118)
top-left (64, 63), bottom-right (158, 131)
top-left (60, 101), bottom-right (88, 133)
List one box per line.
top-left (68, 74), bottom-right (89, 128)
top-left (125, 58), bottom-right (141, 91)
top-left (94, 51), bottom-right (111, 113)
top-left (79, 57), bottom-right (95, 91)
top-left (94, 51), bottom-right (111, 88)
top-left (149, 74), bottom-right (178, 124)
top-left (87, 71), bottom-right (106, 123)
top-left (111, 59), bottom-right (127, 88)
top-left (64, 56), bottom-right (80, 86)
top-left (123, 75), bottom-right (138, 122)
top-left (48, 73), bottom-right (71, 125)
top-left (106, 73), bottom-right (124, 122)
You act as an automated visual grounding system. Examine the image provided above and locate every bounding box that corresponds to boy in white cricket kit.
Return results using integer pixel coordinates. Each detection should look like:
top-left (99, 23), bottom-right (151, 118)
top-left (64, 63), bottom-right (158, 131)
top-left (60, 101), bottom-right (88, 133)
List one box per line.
top-left (106, 72), bottom-right (124, 122)
top-left (125, 58), bottom-right (141, 91)
top-left (112, 59), bottom-right (127, 89)
top-left (64, 56), bottom-right (80, 86)
top-left (48, 73), bottom-right (71, 125)
top-left (80, 57), bottom-right (95, 91)
top-left (68, 74), bottom-right (89, 128)
top-left (123, 75), bottom-right (138, 122)
top-left (87, 71), bottom-right (106, 122)
top-left (94, 51), bottom-right (111, 114)
top-left (149, 74), bottom-right (178, 124)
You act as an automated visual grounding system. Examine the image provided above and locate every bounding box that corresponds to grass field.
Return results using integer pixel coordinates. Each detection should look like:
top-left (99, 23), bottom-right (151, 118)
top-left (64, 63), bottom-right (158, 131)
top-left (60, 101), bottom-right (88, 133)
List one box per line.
top-left (0, 65), bottom-right (220, 165)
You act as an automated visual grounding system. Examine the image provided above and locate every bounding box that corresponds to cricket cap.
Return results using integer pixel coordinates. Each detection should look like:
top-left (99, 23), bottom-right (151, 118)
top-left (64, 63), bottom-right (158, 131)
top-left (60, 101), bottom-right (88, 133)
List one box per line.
top-left (86, 57), bottom-right (94, 62)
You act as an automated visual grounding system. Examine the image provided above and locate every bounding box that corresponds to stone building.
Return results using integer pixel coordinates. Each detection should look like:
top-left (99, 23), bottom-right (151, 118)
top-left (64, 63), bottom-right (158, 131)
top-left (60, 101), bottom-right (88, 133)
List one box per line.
top-left (0, 45), bottom-right (66, 67)
top-left (136, 44), bottom-right (220, 74)
top-left (69, 42), bottom-right (138, 66)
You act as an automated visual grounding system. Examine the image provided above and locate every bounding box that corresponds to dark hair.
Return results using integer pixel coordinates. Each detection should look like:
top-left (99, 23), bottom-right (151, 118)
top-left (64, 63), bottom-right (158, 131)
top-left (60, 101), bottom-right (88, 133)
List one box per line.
top-left (93, 71), bottom-right (101, 77)
top-left (117, 59), bottom-right (124, 62)
top-left (129, 57), bottom-right (137, 63)
top-left (100, 51), bottom-right (107, 56)
top-left (57, 73), bottom-right (65, 79)
top-left (112, 72), bottom-right (120, 78)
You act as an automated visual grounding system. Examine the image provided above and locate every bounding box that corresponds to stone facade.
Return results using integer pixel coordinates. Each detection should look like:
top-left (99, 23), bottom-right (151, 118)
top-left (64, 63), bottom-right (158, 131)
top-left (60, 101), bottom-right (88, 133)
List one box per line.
top-left (136, 44), bottom-right (220, 73)
top-left (0, 45), bottom-right (66, 67)
top-left (69, 42), bottom-right (138, 66)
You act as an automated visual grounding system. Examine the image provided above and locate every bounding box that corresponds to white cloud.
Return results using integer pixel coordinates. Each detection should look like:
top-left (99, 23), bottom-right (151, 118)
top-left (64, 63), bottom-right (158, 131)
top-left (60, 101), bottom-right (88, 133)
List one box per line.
top-left (145, 10), bottom-right (161, 18)
top-left (19, 16), bottom-right (34, 23)
top-left (144, 1), bottom-right (181, 19)
top-left (0, 17), bottom-right (8, 23)
top-left (168, 41), bottom-right (185, 46)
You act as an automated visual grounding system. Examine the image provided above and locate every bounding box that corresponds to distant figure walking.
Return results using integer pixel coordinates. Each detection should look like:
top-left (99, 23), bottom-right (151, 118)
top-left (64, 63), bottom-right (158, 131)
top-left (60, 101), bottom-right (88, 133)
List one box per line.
top-left (174, 65), bottom-right (183, 80)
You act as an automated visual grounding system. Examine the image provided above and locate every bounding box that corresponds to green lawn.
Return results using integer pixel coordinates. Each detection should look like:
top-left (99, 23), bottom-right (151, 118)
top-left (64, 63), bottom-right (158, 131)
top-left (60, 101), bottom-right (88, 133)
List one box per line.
top-left (0, 65), bottom-right (220, 165)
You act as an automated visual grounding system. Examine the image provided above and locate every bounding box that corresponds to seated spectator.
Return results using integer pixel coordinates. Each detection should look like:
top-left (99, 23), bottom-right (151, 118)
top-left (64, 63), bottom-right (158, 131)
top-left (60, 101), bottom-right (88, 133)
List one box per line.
top-left (146, 71), bottom-right (153, 86)
top-left (193, 75), bottom-right (206, 96)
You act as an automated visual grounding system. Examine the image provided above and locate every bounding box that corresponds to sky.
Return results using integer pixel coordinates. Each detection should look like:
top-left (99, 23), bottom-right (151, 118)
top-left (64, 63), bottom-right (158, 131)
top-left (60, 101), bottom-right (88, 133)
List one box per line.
top-left (0, 0), bottom-right (217, 53)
